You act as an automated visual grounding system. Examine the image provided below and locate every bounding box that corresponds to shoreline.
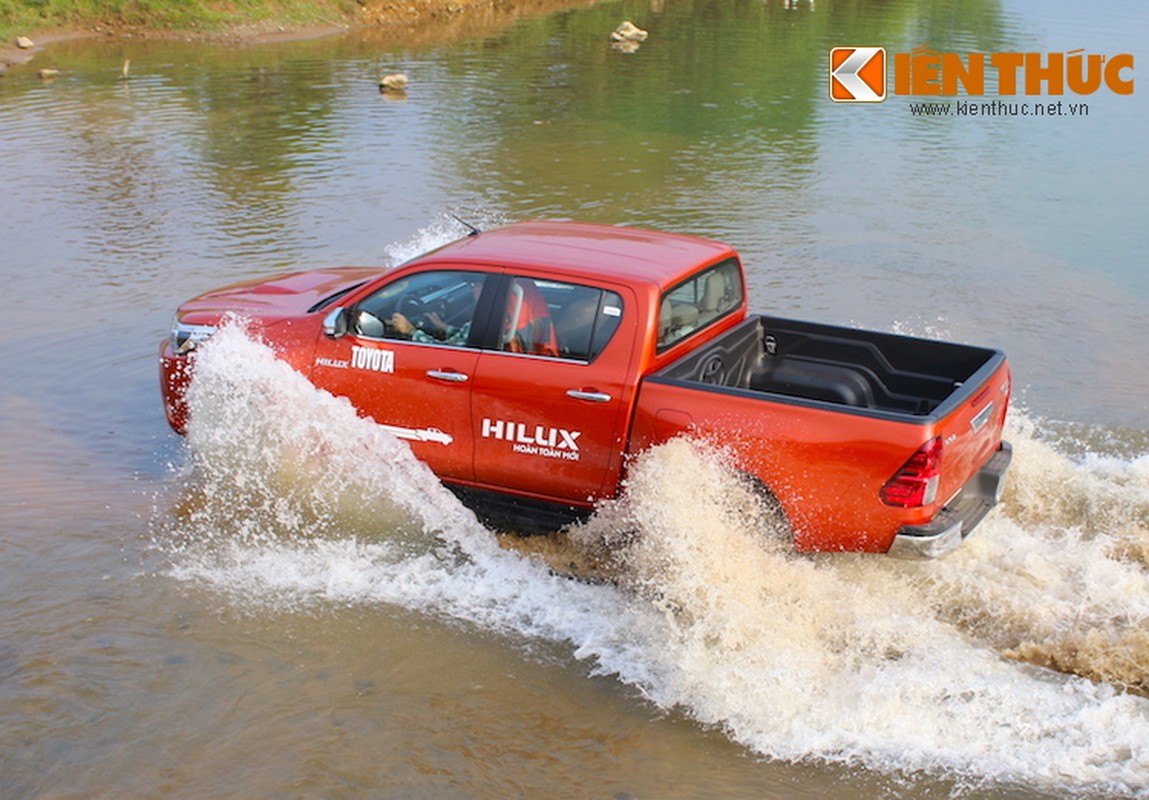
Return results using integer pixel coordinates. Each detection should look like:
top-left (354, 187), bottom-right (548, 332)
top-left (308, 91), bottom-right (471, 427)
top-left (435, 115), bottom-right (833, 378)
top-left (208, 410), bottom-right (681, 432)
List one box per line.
top-left (0, 25), bottom-right (354, 70)
top-left (1, 0), bottom-right (599, 70)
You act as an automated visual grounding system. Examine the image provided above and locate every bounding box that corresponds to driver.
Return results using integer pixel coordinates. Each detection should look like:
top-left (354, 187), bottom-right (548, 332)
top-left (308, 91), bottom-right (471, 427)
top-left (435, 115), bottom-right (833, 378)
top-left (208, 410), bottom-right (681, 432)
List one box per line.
top-left (389, 279), bottom-right (482, 345)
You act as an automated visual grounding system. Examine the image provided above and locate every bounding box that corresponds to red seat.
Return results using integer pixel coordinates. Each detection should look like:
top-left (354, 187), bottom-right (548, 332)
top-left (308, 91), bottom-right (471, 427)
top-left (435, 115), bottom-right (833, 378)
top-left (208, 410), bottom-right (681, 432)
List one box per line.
top-left (504, 278), bottom-right (558, 357)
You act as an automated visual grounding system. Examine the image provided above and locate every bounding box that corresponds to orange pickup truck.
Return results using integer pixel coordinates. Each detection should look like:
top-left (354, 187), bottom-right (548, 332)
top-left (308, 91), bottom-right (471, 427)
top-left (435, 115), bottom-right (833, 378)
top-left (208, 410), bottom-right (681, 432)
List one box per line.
top-left (160, 221), bottom-right (1012, 557)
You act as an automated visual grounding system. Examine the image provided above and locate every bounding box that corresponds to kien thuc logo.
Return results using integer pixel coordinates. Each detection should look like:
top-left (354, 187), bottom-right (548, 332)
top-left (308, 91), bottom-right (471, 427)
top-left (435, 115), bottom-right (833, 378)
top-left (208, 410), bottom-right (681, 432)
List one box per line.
top-left (830, 47), bottom-right (887, 102)
top-left (830, 45), bottom-right (1134, 102)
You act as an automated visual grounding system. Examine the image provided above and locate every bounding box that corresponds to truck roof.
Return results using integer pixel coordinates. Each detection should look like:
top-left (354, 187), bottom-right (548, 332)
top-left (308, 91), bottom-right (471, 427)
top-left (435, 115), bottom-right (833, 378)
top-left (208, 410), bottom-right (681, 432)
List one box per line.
top-left (411, 220), bottom-right (738, 290)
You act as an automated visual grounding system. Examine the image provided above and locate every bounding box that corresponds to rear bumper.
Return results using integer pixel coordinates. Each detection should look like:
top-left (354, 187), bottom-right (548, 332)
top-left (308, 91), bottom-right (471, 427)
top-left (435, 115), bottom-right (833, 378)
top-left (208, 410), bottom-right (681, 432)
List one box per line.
top-left (887, 441), bottom-right (1012, 559)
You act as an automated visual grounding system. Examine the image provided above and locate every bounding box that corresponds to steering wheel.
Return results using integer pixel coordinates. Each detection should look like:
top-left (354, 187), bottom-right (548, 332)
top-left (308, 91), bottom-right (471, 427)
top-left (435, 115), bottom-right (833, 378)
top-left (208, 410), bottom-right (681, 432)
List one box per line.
top-left (396, 292), bottom-right (426, 322)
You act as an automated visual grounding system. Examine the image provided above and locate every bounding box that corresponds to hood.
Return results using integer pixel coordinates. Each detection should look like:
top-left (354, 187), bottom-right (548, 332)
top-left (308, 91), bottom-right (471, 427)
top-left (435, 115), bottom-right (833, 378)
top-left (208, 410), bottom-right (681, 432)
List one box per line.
top-left (177, 266), bottom-right (381, 324)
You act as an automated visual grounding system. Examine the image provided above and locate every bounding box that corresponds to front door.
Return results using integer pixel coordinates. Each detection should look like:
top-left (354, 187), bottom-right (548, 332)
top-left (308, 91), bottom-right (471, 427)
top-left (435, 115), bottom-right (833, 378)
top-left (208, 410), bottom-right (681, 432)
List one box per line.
top-left (310, 269), bottom-right (491, 481)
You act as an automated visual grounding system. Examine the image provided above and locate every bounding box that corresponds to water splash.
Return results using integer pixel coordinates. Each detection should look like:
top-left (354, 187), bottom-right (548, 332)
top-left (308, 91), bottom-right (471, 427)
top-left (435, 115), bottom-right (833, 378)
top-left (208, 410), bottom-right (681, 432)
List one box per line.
top-left (906, 413), bottom-right (1149, 696)
top-left (382, 211), bottom-right (513, 267)
top-left (570, 436), bottom-right (1149, 792)
top-left (187, 321), bottom-right (476, 538)
top-left (158, 322), bottom-right (1149, 795)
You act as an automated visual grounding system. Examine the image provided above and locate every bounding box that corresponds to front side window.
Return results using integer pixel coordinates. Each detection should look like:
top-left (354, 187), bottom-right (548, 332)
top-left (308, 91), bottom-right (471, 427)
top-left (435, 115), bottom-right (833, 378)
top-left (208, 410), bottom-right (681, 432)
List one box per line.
top-left (499, 276), bottom-right (624, 361)
top-left (657, 258), bottom-right (743, 350)
top-left (352, 270), bottom-right (487, 347)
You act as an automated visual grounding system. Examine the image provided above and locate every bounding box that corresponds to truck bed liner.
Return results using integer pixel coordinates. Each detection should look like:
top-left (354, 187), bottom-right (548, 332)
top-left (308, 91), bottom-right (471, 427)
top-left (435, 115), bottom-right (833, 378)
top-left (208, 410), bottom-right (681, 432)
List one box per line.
top-left (654, 316), bottom-right (1000, 418)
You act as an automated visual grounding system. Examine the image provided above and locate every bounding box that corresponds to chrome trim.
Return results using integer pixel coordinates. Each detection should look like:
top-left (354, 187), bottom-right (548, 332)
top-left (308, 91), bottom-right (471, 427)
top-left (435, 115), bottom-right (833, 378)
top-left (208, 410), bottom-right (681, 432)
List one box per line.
top-left (426, 369), bottom-right (469, 383)
top-left (322, 306), bottom-right (347, 338)
top-left (490, 348), bottom-right (590, 365)
top-left (971, 401), bottom-right (994, 433)
top-left (566, 389), bottom-right (612, 403)
top-left (888, 515), bottom-right (964, 559)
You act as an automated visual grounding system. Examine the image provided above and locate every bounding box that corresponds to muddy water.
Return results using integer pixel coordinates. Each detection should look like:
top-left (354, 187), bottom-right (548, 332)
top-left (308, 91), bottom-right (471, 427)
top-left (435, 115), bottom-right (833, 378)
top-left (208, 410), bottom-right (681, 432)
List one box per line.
top-left (1, 0), bottom-right (1148, 797)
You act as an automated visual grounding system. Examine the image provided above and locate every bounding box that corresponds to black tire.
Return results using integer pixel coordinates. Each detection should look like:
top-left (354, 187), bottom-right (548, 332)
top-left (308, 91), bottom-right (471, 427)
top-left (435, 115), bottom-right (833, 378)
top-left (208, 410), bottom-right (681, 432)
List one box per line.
top-left (731, 472), bottom-right (793, 547)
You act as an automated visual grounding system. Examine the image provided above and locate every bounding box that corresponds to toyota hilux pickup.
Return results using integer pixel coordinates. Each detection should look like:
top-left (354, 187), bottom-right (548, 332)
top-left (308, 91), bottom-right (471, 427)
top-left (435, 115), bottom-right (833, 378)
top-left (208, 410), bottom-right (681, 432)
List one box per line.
top-left (160, 221), bottom-right (1012, 557)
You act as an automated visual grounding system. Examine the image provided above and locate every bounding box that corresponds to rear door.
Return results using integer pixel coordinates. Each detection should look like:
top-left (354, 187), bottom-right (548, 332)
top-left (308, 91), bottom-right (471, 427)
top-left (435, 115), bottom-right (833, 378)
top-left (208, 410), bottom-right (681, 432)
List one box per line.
top-left (469, 276), bottom-right (638, 504)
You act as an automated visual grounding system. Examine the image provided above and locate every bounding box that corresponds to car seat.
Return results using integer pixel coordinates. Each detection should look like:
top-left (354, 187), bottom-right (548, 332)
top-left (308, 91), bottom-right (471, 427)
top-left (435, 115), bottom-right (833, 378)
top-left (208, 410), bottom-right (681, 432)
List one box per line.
top-left (504, 278), bottom-right (558, 357)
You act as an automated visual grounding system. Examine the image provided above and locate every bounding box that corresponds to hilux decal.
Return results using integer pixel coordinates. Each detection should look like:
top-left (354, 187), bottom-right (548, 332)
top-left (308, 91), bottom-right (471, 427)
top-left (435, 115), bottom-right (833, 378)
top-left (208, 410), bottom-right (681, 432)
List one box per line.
top-left (481, 418), bottom-right (581, 462)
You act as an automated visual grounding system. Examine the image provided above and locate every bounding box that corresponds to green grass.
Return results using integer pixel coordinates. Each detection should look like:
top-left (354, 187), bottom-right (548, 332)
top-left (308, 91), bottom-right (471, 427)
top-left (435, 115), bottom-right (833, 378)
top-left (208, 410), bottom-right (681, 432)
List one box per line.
top-left (0, 0), bottom-right (352, 42)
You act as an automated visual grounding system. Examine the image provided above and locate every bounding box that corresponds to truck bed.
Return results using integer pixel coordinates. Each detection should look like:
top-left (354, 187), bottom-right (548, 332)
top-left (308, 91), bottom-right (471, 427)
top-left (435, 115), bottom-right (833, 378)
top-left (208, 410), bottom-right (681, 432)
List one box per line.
top-left (653, 316), bottom-right (1005, 420)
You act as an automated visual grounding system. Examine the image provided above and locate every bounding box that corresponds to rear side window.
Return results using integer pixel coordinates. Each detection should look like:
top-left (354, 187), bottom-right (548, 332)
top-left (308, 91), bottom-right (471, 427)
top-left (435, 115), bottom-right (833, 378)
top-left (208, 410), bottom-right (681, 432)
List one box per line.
top-left (499, 276), bottom-right (624, 362)
top-left (657, 258), bottom-right (743, 351)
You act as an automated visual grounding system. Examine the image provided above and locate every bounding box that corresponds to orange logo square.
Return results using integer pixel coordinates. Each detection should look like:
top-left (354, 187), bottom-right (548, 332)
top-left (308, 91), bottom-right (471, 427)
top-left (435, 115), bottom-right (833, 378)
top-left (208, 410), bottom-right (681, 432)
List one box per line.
top-left (830, 47), bottom-right (887, 102)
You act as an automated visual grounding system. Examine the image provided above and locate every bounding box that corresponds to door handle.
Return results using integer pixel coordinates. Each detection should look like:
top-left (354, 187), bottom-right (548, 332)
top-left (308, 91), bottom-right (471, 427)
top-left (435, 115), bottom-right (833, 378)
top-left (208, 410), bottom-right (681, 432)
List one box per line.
top-left (427, 369), bottom-right (469, 383)
top-left (566, 389), bottom-right (612, 403)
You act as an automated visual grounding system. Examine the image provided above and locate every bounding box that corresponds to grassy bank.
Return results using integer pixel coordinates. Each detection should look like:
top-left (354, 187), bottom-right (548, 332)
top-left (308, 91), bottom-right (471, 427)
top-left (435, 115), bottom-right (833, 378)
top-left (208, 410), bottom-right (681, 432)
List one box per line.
top-left (0, 0), bottom-right (355, 42)
top-left (1, 0), bottom-right (601, 65)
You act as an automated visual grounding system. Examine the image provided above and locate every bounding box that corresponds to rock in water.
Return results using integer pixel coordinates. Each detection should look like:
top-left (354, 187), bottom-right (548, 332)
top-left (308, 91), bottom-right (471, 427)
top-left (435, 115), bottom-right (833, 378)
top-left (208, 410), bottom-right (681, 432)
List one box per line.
top-left (379, 73), bottom-right (409, 93)
top-left (610, 21), bottom-right (648, 43)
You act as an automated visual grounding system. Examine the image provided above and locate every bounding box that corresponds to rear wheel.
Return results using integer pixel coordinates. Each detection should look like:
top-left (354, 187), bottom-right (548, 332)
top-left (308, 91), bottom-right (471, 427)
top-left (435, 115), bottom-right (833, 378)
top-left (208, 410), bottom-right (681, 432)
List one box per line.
top-left (730, 473), bottom-right (792, 549)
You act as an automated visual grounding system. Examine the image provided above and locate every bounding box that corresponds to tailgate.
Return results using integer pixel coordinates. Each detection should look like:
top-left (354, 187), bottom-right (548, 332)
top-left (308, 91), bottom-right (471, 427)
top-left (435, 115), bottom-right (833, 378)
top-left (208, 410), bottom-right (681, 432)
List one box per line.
top-left (932, 355), bottom-right (1011, 505)
top-left (884, 354), bottom-right (1011, 557)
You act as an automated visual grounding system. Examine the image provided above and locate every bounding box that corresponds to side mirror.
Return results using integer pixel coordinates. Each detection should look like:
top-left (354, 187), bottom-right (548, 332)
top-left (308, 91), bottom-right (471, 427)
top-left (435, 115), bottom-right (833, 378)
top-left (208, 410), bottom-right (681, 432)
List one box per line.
top-left (323, 306), bottom-right (349, 338)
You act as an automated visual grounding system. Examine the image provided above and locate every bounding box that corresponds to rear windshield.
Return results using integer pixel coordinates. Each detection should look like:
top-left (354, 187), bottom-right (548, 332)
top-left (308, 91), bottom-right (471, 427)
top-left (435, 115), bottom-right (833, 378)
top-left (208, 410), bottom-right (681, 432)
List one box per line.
top-left (657, 258), bottom-right (744, 351)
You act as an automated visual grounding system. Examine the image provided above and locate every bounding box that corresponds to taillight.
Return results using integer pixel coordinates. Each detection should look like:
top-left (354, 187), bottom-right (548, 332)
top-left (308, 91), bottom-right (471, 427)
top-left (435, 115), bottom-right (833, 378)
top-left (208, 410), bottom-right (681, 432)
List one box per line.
top-left (881, 436), bottom-right (942, 507)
